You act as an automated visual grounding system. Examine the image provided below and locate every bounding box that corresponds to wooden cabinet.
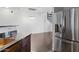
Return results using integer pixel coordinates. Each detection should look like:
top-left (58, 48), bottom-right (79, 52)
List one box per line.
top-left (21, 34), bottom-right (31, 52)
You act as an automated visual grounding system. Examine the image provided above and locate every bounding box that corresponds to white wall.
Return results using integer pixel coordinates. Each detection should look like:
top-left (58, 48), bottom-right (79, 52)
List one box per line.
top-left (30, 12), bottom-right (52, 33)
top-left (0, 7), bottom-right (53, 39)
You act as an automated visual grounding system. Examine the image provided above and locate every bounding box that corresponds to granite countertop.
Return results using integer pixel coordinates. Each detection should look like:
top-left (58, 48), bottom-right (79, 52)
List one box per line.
top-left (0, 33), bottom-right (31, 52)
top-left (0, 39), bottom-right (21, 51)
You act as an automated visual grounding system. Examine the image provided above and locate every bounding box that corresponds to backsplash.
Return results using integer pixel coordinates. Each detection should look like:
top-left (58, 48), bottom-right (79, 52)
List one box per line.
top-left (0, 33), bottom-right (5, 38)
top-left (0, 30), bottom-right (17, 38)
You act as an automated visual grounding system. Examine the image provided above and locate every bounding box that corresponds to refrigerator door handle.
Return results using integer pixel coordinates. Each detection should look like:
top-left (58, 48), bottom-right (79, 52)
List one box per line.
top-left (71, 8), bottom-right (75, 41)
top-left (62, 12), bottom-right (66, 33)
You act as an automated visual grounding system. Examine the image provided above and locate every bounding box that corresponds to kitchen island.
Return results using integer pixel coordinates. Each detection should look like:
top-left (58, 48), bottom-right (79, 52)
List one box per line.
top-left (0, 34), bottom-right (31, 52)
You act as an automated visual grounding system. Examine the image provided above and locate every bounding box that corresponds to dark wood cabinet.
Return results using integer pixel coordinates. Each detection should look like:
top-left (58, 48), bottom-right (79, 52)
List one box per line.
top-left (21, 34), bottom-right (31, 52)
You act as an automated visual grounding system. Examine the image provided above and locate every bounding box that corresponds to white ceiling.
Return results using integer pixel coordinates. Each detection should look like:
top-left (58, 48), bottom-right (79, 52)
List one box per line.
top-left (8, 7), bottom-right (53, 13)
top-left (0, 7), bottom-right (53, 18)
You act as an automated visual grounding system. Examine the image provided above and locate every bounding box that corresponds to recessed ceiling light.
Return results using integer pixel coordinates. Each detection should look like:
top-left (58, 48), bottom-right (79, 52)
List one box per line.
top-left (11, 10), bottom-right (14, 13)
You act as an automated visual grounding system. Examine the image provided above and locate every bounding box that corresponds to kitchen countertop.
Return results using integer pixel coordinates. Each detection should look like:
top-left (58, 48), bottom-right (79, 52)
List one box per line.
top-left (0, 33), bottom-right (31, 52)
top-left (0, 39), bottom-right (21, 51)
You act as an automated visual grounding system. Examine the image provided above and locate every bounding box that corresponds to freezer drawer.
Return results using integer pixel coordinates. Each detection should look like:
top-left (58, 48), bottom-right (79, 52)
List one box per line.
top-left (73, 42), bottom-right (78, 52)
top-left (73, 42), bottom-right (79, 52)
top-left (54, 37), bottom-right (62, 52)
top-left (61, 39), bottom-right (73, 52)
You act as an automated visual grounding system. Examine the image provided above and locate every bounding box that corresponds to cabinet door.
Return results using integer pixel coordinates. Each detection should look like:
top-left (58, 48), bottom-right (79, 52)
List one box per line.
top-left (21, 34), bottom-right (31, 52)
top-left (61, 40), bottom-right (73, 52)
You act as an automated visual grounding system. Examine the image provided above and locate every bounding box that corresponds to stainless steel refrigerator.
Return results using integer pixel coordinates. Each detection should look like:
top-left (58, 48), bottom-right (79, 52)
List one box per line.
top-left (54, 7), bottom-right (79, 52)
